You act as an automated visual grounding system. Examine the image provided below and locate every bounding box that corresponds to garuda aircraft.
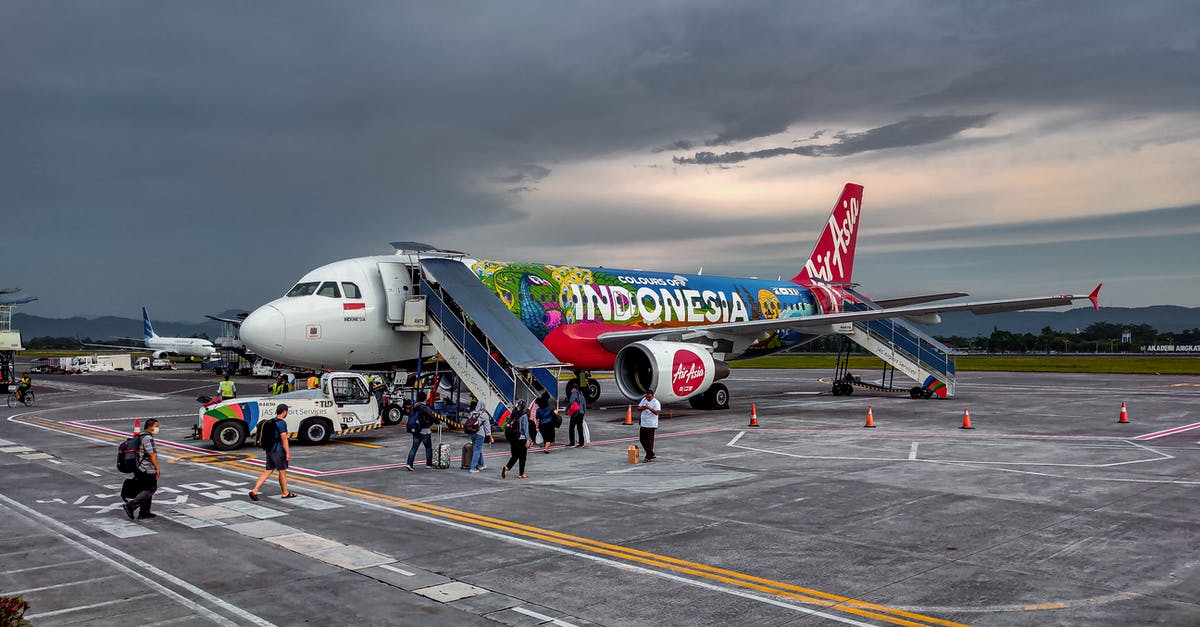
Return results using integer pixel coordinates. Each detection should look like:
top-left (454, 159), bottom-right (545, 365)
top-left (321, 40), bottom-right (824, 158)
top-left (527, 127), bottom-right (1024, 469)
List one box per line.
top-left (239, 184), bottom-right (1100, 408)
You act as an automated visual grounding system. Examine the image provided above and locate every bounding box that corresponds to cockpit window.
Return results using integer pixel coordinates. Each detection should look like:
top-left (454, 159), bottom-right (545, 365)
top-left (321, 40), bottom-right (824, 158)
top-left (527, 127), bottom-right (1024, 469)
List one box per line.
top-left (341, 282), bottom-right (362, 299)
top-left (317, 282), bottom-right (341, 298)
top-left (286, 282), bottom-right (320, 297)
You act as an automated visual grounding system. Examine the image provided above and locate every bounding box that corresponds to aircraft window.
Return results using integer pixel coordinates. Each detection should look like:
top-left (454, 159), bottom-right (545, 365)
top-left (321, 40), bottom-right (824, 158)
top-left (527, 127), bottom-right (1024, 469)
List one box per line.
top-left (331, 377), bottom-right (369, 404)
top-left (317, 282), bottom-right (341, 298)
top-left (341, 282), bottom-right (362, 299)
top-left (286, 282), bottom-right (320, 297)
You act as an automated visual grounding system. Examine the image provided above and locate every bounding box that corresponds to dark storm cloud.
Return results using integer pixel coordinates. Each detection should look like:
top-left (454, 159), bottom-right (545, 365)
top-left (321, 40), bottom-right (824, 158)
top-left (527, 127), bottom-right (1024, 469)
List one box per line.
top-left (673, 114), bottom-right (995, 164)
top-left (2, 1), bottom-right (1197, 317)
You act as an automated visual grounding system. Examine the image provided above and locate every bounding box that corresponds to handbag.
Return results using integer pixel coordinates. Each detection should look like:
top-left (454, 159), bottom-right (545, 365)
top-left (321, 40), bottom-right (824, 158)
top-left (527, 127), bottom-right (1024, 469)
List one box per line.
top-left (567, 401), bottom-right (581, 416)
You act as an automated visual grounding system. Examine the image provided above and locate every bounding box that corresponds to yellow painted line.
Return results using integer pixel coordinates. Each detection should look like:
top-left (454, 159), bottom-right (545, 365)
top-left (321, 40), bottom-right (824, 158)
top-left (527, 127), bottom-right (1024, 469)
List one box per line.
top-left (240, 469), bottom-right (968, 627)
top-left (1023, 602), bottom-right (1067, 610)
top-left (21, 415), bottom-right (967, 626)
top-left (329, 439), bottom-right (383, 449)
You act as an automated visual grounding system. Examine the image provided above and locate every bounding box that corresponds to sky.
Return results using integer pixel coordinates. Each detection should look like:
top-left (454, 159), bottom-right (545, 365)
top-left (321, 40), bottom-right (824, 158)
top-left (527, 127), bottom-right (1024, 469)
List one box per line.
top-left (4, 1), bottom-right (1199, 322)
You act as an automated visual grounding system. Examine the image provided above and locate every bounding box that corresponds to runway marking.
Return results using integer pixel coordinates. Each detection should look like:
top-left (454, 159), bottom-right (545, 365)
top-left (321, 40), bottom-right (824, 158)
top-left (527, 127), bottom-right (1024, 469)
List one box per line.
top-left (7, 575), bottom-right (119, 595)
top-left (511, 606), bottom-right (579, 627)
top-left (378, 563), bottom-right (415, 576)
top-left (0, 494), bottom-right (273, 626)
top-left (72, 413), bottom-right (193, 423)
top-left (0, 558), bottom-right (93, 575)
top-left (727, 430), bottom-right (746, 446)
top-left (908, 442), bottom-right (919, 460)
top-left (24, 598), bottom-right (130, 620)
top-left (231, 467), bottom-right (967, 627)
top-left (1133, 421), bottom-right (1200, 440)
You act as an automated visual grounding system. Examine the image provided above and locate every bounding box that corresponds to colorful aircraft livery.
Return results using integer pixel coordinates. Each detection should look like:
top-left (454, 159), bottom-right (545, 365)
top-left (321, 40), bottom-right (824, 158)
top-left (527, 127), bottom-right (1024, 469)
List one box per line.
top-left (470, 261), bottom-right (821, 357)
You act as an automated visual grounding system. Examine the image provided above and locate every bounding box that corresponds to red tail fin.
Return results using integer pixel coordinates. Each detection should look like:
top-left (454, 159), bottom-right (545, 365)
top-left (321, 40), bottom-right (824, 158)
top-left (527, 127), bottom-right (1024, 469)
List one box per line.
top-left (791, 183), bottom-right (864, 285)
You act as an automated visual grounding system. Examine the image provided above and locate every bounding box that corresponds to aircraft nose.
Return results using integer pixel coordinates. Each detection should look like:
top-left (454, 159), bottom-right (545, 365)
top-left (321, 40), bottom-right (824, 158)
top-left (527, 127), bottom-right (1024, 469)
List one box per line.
top-left (241, 305), bottom-right (285, 356)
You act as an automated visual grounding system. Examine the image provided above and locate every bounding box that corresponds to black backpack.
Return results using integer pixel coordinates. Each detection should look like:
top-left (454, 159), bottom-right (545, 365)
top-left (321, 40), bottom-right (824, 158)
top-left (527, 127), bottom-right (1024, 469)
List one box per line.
top-left (463, 411), bottom-right (481, 434)
top-left (116, 434), bottom-right (144, 473)
top-left (503, 402), bottom-right (526, 440)
top-left (407, 404), bottom-right (426, 433)
top-left (257, 419), bottom-right (279, 450)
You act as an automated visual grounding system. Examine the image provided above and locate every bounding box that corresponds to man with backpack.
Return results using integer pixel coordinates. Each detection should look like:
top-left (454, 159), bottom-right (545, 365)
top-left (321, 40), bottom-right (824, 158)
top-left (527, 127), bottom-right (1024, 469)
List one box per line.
top-left (249, 404), bottom-right (298, 500)
top-left (464, 407), bottom-right (493, 473)
top-left (123, 418), bottom-right (160, 520)
top-left (404, 392), bottom-right (438, 471)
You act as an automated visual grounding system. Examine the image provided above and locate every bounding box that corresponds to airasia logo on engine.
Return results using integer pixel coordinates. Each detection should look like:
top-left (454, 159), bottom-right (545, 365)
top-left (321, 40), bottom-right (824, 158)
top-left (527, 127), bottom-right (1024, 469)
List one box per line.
top-left (671, 350), bottom-right (706, 396)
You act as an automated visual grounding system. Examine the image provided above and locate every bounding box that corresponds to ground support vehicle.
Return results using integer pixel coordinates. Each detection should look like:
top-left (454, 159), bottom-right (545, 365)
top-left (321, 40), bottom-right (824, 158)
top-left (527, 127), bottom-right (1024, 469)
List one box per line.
top-left (194, 372), bottom-right (382, 450)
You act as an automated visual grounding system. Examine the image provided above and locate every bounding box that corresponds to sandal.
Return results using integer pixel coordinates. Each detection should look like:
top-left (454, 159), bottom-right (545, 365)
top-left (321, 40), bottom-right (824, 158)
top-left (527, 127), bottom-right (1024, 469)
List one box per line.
top-left (518, 474), bottom-right (528, 479)
top-left (248, 491), bottom-right (260, 501)
top-left (282, 493), bottom-right (299, 499)
top-left (501, 467), bottom-right (508, 479)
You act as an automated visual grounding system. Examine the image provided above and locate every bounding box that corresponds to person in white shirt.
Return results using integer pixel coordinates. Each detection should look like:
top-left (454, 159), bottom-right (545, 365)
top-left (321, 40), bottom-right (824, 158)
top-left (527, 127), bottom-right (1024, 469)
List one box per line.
top-left (637, 389), bottom-right (661, 462)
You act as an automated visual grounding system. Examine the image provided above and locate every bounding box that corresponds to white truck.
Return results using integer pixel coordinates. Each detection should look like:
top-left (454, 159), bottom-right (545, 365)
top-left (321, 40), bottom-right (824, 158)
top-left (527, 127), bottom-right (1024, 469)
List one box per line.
top-left (134, 356), bottom-right (175, 370)
top-left (196, 372), bottom-right (383, 450)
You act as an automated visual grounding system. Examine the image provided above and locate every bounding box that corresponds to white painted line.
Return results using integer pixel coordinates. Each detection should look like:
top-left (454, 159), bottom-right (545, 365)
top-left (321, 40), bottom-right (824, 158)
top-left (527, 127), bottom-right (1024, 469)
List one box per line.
top-left (218, 500), bottom-right (287, 519)
top-left (0, 558), bottom-right (93, 575)
top-left (47, 458), bottom-right (63, 464)
top-left (512, 606), bottom-right (578, 627)
top-left (0, 438), bottom-right (15, 446)
top-left (726, 430), bottom-right (746, 447)
top-left (0, 446), bottom-right (34, 453)
top-left (8, 575), bottom-right (118, 595)
top-left (84, 516), bottom-right (157, 539)
top-left (378, 563), bottom-right (416, 576)
top-left (17, 452), bottom-right (54, 460)
top-left (83, 470), bottom-right (102, 477)
top-left (908, 442), bottom-right (919, 461)
top-left (25, 598), bottom-right (129, 620)
top-left (1133, 421), bottom-right (1200, 441)
top-left (0, 494), bottom-right (274, 626)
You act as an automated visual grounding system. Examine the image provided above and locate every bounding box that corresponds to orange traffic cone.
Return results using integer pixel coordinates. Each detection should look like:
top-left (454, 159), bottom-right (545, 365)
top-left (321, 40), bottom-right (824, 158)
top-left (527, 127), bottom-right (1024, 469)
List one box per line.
top-left (624, 405), bottom-right (633, 425)
top-left (132, 418), bottom-right (141, 435)
top-left (1118, 402), bottom-right (1129, 423)
top-left (960, 408), bottom-right (974, 430)
top-left (864, 406), bottom-right (875, 428)
top-left (748, 403), bottom-right (760, 427)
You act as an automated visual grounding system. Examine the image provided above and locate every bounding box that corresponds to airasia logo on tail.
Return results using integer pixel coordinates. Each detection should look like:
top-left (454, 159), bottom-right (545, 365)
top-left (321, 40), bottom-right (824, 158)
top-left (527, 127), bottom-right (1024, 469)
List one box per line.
top-left (671, 349), bottom-right (706, 396)
top-left (795, 183), bottom-right (863, 286)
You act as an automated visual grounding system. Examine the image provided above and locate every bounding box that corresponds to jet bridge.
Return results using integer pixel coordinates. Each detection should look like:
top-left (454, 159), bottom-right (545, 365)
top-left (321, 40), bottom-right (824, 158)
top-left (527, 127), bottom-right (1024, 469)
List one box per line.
top-left (404, 257), bottom-right (568, 426)
top-left (831, 297), bottom-right (958, 399)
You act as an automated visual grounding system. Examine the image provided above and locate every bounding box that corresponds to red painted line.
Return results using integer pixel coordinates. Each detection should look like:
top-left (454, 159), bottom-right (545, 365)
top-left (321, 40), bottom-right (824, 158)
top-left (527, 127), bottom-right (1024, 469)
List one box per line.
top-left (1133, 422), bottom-right (1200, 441)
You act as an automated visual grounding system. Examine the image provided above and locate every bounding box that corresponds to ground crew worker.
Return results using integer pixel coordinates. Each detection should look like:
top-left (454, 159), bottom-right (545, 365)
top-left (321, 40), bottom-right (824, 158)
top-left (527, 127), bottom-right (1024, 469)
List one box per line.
top-left (218, 373), bottom-right (237, 400)
top-left (307, 374), bottom-right (319, 389)
top-left (270, 375), bottom-right (290, 395)
top-left (16, 373), bottom-right (32, 404)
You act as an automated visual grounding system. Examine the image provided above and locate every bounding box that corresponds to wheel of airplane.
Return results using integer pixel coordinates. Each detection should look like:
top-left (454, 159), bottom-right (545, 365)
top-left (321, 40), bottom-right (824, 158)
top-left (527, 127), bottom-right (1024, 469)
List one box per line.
top-left (584, 378), bottom-right (602, 405)
top-left (299, 417), bottom-right (333, 445)
top-left (211, 421), bottom-right (247, 451)
top-left (706, 382), bottom-right (730, 410)
top-left (909, 387), bottom-right (923, 399)
top-left (922, 388), bottom-right (934, 399)
top-left (688, 394), bottom-right (709, 410)
top-left (382, 404), bottom-right (406, 426)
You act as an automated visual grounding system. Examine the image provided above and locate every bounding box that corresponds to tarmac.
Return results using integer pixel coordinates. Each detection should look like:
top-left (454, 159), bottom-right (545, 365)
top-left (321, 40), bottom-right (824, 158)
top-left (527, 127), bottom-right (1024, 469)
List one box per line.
top-left (2, 362), bottom-right (1199, 626)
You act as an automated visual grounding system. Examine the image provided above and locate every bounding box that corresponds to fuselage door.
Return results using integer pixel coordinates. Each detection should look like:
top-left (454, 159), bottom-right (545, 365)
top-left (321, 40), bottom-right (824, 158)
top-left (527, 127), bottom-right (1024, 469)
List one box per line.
top-left (377, 262), bottom-right (413, 324)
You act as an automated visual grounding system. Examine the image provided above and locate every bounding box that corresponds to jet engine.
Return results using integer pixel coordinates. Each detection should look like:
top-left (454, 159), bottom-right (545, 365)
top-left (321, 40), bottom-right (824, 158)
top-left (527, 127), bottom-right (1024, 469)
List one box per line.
top-left (613, 341), bottom-right (731, 408)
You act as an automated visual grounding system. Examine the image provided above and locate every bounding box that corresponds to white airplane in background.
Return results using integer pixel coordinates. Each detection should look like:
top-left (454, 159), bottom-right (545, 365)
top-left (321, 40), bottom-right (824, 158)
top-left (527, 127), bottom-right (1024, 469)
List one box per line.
top-left (87, 307), bottom-right (219, 359)
top-left (239, 183), bottom-right (1101, 408)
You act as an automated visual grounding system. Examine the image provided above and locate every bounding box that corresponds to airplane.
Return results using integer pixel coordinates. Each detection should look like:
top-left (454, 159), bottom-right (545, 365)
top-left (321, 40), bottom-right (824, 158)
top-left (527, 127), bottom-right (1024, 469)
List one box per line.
top-left (0, 287), bottom-right (37, 306)
top-left (239, 183), bottom-right (1101, 408)
top-left (87, 307), bottom-right (220, 359)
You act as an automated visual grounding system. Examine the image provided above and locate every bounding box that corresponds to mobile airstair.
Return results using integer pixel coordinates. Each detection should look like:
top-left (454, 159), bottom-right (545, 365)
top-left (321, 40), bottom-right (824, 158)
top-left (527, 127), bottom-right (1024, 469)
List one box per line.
top-left (831, 295), bottom-right (958, 399)
top-left (392, 256), bottom-right (567, 426)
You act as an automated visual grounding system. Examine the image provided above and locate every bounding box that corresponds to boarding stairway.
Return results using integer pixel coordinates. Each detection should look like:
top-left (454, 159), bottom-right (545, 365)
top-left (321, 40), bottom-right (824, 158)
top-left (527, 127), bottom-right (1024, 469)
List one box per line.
top-left (392, 256), bottom-right (566, 426)
top-left (836, 296), bottom-right (958, 398)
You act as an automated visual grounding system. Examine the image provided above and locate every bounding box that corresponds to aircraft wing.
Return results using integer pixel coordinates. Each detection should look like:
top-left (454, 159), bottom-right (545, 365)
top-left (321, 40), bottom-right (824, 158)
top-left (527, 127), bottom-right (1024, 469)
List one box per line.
top-left (870, 292), bottom-right (967, 308)
top-left (82, 342), bottom-right (150, 352)
top-left (205, 314), bottom-right (245, 326)
top-left (596, 285), bottom-right (1101, 353)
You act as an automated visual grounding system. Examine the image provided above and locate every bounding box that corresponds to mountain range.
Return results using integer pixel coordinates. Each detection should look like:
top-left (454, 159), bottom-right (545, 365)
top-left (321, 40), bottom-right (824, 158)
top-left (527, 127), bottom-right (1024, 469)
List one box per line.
top-left (10, 306), bottom-right (1198, 341)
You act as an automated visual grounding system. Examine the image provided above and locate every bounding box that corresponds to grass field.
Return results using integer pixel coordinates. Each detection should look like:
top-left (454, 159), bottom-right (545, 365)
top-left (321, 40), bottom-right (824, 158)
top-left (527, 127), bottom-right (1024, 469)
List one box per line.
top-left (730, 355), bottom-right (1200, 375)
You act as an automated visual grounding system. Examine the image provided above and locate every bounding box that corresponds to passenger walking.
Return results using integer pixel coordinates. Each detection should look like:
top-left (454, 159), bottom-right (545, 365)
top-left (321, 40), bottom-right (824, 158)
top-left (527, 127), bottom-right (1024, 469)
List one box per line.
top-left (466, 407), bottom-right (493, 473)
top-left (217, 373), bottom-right (237, 400)
top-left (566, 381), bottom-right (586, 448)
top-left (637, 389), bottom-right (661, 462)
top-left (123, 418), bottom-right (160, 520)
top-left (535, 392), bottom-right (558, 454)
top-left (249, 405), bottom-right (297, 500)
top-left (405, 392), bottom-right (438, 471)
top-left (501, 399), bottom-right (530, 479)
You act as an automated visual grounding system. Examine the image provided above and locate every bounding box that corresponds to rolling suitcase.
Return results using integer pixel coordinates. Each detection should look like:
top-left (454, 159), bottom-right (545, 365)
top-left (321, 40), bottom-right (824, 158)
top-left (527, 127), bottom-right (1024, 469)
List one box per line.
top-left (461, 442), bottom-right (474, 469)
top-left (432, 425), bottom-right (451, 469)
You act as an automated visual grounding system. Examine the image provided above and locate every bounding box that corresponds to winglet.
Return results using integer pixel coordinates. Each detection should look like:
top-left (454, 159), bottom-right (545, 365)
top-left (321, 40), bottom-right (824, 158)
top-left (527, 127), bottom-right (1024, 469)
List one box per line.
top-left (1088, 284), bottom-right (1102, 312)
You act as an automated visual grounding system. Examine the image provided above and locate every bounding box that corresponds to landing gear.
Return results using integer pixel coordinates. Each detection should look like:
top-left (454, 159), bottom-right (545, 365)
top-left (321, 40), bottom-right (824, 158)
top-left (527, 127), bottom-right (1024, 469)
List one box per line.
top-left (583, 376), bottom-right (601, 405)
top-left (687, 382), bottom-right (730, 410)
